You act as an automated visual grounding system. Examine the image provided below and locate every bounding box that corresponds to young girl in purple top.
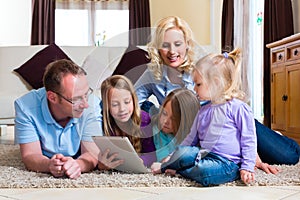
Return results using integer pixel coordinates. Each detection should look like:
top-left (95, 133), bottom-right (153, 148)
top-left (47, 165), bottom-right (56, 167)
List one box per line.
top-left (151, 48), bottom-right (257, 186)
top-left (100, 75), bottom-right (156, 168)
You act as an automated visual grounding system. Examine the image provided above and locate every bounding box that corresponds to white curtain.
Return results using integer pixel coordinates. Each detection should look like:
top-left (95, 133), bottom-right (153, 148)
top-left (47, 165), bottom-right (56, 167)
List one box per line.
top-left (233, 0), bottom-right (264, 121)
top-left (233, 0), bottom-right (250, 102)
top-left (56, 0), bottom-right (128, 46)
top-left (56, 0), bottom-right (128, 10)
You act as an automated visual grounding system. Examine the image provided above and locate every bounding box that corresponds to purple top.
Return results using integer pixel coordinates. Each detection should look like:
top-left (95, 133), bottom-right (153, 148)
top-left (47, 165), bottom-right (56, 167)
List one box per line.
top-left (181, 98), bottom-right (257, 172)
top-left (140, 110), bottom-right (157, 167)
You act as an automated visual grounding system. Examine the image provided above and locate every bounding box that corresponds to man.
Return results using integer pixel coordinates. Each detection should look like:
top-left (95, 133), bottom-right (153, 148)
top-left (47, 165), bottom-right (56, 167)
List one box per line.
top-left (14, 59), bottom-right (121, 179)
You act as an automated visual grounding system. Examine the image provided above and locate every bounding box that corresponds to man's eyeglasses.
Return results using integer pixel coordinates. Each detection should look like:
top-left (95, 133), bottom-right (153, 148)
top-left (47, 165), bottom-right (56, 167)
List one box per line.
top-left (54, 87), bottom-right (93, 106)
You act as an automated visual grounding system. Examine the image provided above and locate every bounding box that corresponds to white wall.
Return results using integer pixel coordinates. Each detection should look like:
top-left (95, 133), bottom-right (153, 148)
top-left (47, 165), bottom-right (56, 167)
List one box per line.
top-left (0, 0), bottom-right (31, 46)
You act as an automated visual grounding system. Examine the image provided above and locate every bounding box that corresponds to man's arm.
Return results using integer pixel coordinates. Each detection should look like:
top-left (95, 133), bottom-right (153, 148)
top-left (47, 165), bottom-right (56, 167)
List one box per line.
top-left (20, 141), bottom-right (65, 177)
top-left (48, 141), bottom-right (100, 179)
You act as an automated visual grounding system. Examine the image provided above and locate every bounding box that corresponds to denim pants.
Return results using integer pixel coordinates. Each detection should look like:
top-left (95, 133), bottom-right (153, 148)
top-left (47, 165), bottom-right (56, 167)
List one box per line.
top-left (255, 120), bottom-right (300, 165)
top-left (161, 146), bottom-right (240, 187)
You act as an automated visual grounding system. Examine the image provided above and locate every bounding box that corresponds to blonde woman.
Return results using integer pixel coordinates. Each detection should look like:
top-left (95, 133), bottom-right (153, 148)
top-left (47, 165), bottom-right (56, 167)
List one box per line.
top-left (134, 16), bottom-right (198, 107)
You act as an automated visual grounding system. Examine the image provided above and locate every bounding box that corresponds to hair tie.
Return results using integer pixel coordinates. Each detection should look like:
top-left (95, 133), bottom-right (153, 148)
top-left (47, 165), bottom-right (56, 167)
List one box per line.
top-left (223, 52), bottom-right (229, 58)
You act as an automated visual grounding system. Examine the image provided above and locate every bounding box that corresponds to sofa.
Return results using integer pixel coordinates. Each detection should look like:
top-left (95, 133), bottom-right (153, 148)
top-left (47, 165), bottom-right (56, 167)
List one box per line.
top-left (0, 45), bottom-right (129, 134)
top-left (0, 43), bottom-right (211, 135)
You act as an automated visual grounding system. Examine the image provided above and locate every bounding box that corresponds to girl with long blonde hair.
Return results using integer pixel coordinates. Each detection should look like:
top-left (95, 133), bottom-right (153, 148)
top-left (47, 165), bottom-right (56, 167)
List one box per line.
top-left (100, 75), bottom-right (156, 166)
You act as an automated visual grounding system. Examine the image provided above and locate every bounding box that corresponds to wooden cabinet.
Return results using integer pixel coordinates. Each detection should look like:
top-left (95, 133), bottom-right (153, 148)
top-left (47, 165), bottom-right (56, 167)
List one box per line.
top-left (267, 34), bottom-right (300, 144)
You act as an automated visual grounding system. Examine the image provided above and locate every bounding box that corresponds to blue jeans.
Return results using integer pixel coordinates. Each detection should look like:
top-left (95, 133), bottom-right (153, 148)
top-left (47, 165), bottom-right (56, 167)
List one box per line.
top-left (255, 120), bottom-right (300, 165)
top-left (161, 146), bottom-right (240, 187)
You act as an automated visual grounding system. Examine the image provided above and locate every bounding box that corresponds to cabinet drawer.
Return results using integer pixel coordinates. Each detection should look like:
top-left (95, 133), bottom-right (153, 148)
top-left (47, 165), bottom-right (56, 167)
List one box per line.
top-left (287, 44), bottom-right (300, 61)
top-left (271, 49), bottom-right (285, 64)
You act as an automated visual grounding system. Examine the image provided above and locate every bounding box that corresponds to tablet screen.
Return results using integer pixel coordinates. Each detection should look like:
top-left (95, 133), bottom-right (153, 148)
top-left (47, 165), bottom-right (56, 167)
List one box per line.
top-left (93, 136), bottom-right (150, 173)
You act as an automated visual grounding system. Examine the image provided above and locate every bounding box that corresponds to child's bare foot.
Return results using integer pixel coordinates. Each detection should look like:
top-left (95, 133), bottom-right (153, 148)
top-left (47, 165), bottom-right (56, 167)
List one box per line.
top-left (165, 169), bottom-right (176, 176)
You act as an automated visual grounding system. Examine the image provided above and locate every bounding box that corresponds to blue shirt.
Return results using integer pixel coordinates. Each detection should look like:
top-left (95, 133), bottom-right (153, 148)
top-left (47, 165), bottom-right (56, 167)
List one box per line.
top-left (134, 66), bottom-right (194, 106)
top-left (152, 125), bottom-right (177, 162)
top-left (14, 88), bottom-right (103, 158)
top-left (181, 98), bottom-right (257, 172)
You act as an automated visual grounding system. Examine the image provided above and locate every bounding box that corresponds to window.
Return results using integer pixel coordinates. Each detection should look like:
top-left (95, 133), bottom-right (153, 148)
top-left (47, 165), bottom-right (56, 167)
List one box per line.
top-left (94, 10), bottom-right (129, 46)
top-left (249, 1), bottom-right (264, 122)
top-left (55, 1), bottom-right (129, 46)
top-left (56, 9), bottom-right (89, 46)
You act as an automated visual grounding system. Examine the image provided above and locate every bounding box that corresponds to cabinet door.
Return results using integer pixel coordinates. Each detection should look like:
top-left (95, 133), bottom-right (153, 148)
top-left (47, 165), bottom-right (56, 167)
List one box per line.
top-left (271, 65), bottom-right (286, 130)
top-left (286, 63), bottom-right (300, 135)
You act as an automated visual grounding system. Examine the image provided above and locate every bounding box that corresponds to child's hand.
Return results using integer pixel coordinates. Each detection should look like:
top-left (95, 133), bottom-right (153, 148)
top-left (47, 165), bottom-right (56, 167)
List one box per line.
top-left (97, 149), bottom-right (124, 170)
top-left (139, 157), bottom-right (144, 164)
top-left (161, 155), bottom-right (171, 163)
top-left (240, 169), bottom-right (255, 184)
top-left (151, 162), bottom-right (162, 174)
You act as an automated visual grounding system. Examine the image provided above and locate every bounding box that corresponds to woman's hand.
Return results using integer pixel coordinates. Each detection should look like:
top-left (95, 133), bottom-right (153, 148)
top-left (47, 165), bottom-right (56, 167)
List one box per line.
top-left (255, 154), bottom-right (279, 174)
top-left (255, 161), bottom-right (280, 174)
top-left (97, 149), bottom-right (124, 170)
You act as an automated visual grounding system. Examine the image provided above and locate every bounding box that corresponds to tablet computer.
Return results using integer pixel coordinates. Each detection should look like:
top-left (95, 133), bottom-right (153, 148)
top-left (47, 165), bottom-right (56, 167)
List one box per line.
top-left (93, 136), bottom-right (150, 174)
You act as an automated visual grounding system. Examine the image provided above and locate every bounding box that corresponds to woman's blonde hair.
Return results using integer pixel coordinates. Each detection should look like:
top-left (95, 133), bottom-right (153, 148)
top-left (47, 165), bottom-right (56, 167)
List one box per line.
top-left (147, 16), bottom-right (197, 80)
top-left (154, 88), bottom-right (200, 145)
top-left (100, 75), bottom-right (142, 153)
top-left (193, 48), bottom-right (246, 104)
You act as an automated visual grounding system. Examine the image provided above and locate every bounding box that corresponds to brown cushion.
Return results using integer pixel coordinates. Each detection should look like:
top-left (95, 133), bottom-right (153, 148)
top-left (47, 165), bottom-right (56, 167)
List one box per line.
top-left (13, 43), bottom-right (71, 89)
top-left (113, 45), bottom-right (150, 84)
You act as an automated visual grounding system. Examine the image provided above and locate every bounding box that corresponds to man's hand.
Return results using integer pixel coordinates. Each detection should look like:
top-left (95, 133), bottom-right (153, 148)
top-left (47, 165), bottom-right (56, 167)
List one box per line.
top-left (61, 156), bottom-right (81, 179)
top-left (49, 154), bottom-right (65, 178)
top-left (97, 149), bottom-right (124, 170)
top-left (49, 154), bottom-right (82, 179)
